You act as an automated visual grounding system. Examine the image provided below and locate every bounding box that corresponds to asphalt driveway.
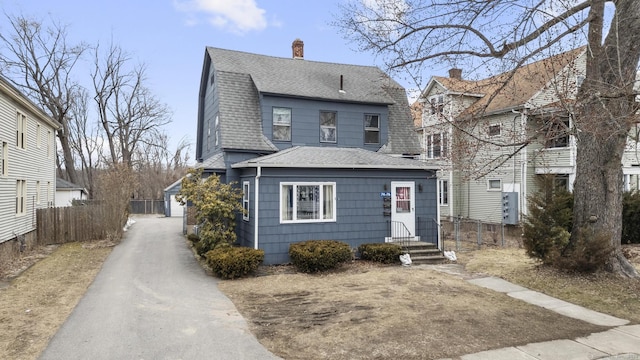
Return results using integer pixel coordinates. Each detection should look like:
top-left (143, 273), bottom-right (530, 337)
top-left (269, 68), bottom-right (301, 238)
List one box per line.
top-left (39, 215), bottom-right (280, 360)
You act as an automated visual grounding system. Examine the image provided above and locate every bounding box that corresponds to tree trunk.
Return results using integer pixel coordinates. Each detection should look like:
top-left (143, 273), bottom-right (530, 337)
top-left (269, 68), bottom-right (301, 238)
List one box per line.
top-left (57, 122), bottom-right (79, 185)
top-left (571, 0), bottom-right (640, 278)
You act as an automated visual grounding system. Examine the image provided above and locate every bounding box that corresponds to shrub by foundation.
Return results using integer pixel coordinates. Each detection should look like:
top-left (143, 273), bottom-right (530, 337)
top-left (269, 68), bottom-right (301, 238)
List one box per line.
top-left (186, 233), bottom-right (200, 243)
top-left (289, 240), bottom-right (352, 273)
top-left (205, 246), bottom-right (264, 279)
top-left (358, 243), bottom-right (402, 264)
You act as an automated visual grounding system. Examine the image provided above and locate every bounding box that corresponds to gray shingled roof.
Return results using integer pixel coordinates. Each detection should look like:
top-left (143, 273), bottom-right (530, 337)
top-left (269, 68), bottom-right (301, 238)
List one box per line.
top-left (207, 47), bottom-right (396, 104)
top-left (202, 47), bottom-right (421, 155)
top-left (56, 178), bottom-right (87, 192)
top-left (231, 146), bottom-right (434, 170)
top-left (195, 152), bottom-right (225, 170)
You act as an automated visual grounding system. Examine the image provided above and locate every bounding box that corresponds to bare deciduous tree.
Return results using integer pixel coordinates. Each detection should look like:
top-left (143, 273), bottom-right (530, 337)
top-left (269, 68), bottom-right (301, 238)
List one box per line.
top-left (91, 43), bottom-right (171, 168)
top-left (338, 0), bottom-right (640, 277)
top-left (0, 14), bottom-right (89, 184)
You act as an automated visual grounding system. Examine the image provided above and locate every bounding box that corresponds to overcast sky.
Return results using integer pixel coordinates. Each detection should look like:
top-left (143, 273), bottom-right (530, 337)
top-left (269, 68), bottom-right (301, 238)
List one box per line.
top-left (0, 0), bottom-right (433, 159)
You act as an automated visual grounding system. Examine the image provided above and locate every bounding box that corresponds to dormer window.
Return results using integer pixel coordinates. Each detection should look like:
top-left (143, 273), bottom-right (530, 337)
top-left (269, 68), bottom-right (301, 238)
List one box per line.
top-left (273, 107), bottom-right (292, 141)
top-left (364, 114), bottom-right (380, 144)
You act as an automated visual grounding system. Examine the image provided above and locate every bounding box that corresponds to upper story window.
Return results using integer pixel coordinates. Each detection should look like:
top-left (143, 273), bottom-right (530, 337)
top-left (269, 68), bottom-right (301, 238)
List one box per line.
top-left (489, 124), bottom-right (501, 137)
top-left (426, 132), bottom-right (448, 159)
top-left (544, 117), bottom-right (570, 148)
top-left (320, 111), bottom-right (337, 143)
top-left (16, 112), bottom-right (27, 149)
top-left (273, 107), bottom-right (292, 141)
top-left (1, 141), bottom-right (7, 176)
top-left (280, 182), bottom-right (336, 223)
top-left (364, 114), bottom-right (380, 144)
top-left (430, 95), bottom-right (444, 114)
top-left (214, 114), bottom-right (220, 148)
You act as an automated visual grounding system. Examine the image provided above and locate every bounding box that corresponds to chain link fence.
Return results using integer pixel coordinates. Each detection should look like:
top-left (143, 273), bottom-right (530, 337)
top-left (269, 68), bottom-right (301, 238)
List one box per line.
top-left (441, 217), bottom-right (523, 252)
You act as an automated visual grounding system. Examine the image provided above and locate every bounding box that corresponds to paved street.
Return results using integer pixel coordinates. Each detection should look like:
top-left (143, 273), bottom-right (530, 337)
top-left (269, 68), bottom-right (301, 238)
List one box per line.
top-left (39, 215), bottom-right (280, 360)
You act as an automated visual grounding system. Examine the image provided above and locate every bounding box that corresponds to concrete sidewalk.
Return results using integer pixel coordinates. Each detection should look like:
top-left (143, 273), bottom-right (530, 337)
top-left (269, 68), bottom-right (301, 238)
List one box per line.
top-left (428, 264), bottom-right (640, 360)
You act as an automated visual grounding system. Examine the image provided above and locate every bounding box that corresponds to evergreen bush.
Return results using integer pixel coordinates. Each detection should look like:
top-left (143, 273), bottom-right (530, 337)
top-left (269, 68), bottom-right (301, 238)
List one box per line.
top-left (358, 243), bottom-right (402, 264)
top-left (205, 246), bottom-right (264, 279)
top-left (622, 191), bottom-right (640, 244)
top-left (289, 240), bottom-right (352, 273)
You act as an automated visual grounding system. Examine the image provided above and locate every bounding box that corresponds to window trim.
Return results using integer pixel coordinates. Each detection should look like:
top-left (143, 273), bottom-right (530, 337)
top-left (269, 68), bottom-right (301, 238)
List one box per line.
top-left (429, 94), bottom-right (444, 114)
top-left (487, 179), bottom-right (502, 191)
top-left (438, 179), bottom-right (449, 206)
top-left (16, 179), bottom-right (26, 216)
top-left (488, 123), bottom-right (501, 137)
top-left (16, 112), bottom-right (27, 150)
top-left (242, 181), bottom-right (250, 221)
top-left (1, 141), bottom-right (7, 176)
top-left (273, 107), bottom-right (292, 142)
top-left (319, 110), bottom-right (337, 143)
top-left (426, 132), bottom-right (448, 159)
top-left (544, 117), bottom-right (570, 149)
top-left (279, 182), bottom-right (336, 223)
top-left (364, 114), bottom-right (380, 144)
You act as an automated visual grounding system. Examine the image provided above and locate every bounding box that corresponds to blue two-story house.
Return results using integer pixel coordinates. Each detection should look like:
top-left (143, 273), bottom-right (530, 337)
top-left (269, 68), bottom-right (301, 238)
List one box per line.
top-left (195, 40), bottom-right (439, 264)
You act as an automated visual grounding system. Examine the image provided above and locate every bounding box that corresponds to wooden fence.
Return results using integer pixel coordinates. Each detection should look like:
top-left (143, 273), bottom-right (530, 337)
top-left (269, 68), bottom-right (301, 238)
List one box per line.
top-left (36, 206), bottom-right (109, 245)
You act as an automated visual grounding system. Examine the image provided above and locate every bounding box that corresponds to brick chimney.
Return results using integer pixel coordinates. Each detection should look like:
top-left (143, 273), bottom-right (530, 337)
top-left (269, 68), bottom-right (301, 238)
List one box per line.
top-left (292, 39), bottom-right (304, 59)
top-left (449, 68), bottom-right (462, 80)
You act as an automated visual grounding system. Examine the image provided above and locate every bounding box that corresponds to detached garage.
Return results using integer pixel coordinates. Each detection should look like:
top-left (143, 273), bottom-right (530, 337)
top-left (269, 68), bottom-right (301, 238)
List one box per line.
top-left (164, 177), bottom-right (184, 217)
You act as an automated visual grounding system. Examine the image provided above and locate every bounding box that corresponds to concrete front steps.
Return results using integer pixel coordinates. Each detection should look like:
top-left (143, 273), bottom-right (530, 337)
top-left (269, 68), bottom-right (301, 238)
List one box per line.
top-left (399, 241), bottom-right (446, 265)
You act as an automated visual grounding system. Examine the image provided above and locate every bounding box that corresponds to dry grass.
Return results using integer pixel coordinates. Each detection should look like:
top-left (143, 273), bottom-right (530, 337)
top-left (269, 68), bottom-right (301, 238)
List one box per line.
top-left (458, 244), bottom-right (640, 324)
top-left (0, 242), bottom-right (112, 360)
top-left (219, 262), bottom-right (607, 360)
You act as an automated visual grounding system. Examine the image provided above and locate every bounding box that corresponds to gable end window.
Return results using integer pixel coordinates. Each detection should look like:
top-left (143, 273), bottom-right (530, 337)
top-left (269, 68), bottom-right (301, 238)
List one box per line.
top-left (242, 181), bottom-right (250, 221)
top-left (544, 117), bottom-right (570, 148)
top-left (16, 112), bottom-right (27, 149)
top-left (273, 107), bottom-right (292, 141)
top-left (430, 95), bottom-right (444, 114)
top-left (364, 114), bottom-right (380, 144)
top-left (280, 182), bottom-right (336, 223)
top-left (320, 111), bottom-right (337, 143)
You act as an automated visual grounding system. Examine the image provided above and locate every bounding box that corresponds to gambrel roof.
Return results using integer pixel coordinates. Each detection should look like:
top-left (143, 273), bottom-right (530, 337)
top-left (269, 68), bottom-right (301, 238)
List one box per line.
top-left (198, 47), bottom-right (420, 156)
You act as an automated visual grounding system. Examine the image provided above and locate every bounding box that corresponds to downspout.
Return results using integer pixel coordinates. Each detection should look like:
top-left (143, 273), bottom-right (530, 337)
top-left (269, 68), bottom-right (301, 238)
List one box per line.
top-left (253, 166), bottom-right (261, 250)
top-left (511, 109), bottom-right (525, 219)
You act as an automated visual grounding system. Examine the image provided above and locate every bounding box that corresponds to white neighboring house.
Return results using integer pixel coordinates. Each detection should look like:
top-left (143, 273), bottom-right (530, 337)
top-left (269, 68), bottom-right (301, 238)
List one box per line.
top-left (415, 47), bottom-right (640, 224)
top-left (55, 177), bottom-right (88, 207)
top-left (0, 76), bottom-right (60, 245)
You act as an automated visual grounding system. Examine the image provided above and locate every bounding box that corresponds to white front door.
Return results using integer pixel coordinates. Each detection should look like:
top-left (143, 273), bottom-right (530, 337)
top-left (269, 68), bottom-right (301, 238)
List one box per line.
top-left (391, 181), bottom-right (415, 238)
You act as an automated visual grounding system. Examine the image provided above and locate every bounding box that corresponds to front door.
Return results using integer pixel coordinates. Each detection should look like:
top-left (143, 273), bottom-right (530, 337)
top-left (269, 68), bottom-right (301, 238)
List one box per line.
top-left (391, 181), bottom-right (415, 238)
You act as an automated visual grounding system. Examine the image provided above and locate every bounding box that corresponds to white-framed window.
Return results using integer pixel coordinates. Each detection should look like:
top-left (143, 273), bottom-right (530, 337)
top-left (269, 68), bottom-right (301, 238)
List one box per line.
top-left (320, 111), bottom-right (337, 143)
top-left (36, 123), bottom-right (41, 148)
top-left (1, 141), bottom-right (7, 176)
top-left (489, 124), bottom-right (501, 137)
top-left (544, 117), bottom-right (570, 148)
top-left (273, 107), bottom-right (292, 141)
top-left (242, 181), bottom-right (250, 221)
top-left (16, 112), bottom-right (27, 149)
top-left (426, 133), bottom-right (448, 159)
top-left (487, 179), bottom-right (501, 191)
top-left (280, 182), bottom-right (336, 223)
top-left (438, 179), bottom-right (448, 205)
top-left (16, 179), bottom-right (26, 215)
top-left (47, 130), bottom-right (52, 158)
top-left (214, 114), bottom-right (219, 148)
top-left (576, 75), bottom-right (585, 88)
top-left (554, 174), bottom-right (570, 192)
top-left (36, 181), bottom-right (41, 205)
top-left (430, 95), bottom-right (444, 114)
top-left (364, 114), bottom-right (380, 144)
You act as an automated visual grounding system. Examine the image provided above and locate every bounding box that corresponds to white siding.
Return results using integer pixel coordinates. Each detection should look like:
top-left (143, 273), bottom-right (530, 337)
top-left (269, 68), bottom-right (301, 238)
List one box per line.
top-left (0, 82), bottom-right (58, 243)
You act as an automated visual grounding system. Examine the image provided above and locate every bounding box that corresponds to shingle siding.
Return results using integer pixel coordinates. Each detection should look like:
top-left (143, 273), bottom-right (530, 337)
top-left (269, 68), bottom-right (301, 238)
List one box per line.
top-left (241, 168), bottom-right (436, 264)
